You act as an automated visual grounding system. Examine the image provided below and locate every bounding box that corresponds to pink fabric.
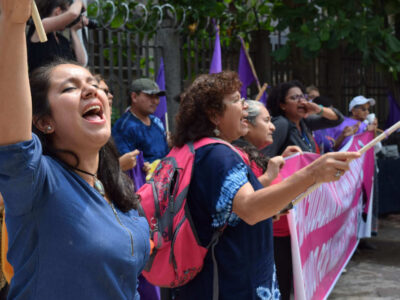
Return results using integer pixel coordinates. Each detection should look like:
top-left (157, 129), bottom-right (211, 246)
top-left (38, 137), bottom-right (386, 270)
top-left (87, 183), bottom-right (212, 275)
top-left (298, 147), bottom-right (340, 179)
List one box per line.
top-left (278, 131), bottom-right (374, 300)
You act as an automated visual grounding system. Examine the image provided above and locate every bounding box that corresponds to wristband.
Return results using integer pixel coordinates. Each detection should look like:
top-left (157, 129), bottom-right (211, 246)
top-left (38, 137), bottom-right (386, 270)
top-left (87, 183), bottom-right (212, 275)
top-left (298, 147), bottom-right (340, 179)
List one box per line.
top-left (317, 104), bottom-right (324, 116)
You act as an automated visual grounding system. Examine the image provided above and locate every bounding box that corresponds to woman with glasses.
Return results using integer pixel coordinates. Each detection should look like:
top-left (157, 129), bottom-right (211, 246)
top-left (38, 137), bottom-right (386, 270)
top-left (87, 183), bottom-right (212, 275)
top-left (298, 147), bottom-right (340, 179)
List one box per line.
top-left (262, 80), bottom-right (344, 156)
top-left (261, 80), bottom-right (344, 300)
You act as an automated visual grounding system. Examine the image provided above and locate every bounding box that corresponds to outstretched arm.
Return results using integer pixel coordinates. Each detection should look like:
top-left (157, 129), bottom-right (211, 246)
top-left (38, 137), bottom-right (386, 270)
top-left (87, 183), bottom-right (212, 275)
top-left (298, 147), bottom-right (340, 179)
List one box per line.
top-left (0, 0), bottom-right (33, 145)
top-left (233, 151), bottom-right (360, 225)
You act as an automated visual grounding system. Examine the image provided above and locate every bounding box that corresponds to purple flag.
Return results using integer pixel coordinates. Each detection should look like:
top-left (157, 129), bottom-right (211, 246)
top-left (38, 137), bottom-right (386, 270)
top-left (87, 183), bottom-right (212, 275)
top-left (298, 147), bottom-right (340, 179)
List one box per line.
top-left (155, 57), bottom-right (167, 128)
top-left (238, 39), bottom-right (257, 98)
top-left (385, 92), bottom-right (400, 129)
top-left (259, 91), bottom-right (267, 106)
top-left (138, 275), bottom-right (160, 300)
top-left (127, 152), bottom-right (146, 190)
top-left (209, 26), bottom-right (222, 74)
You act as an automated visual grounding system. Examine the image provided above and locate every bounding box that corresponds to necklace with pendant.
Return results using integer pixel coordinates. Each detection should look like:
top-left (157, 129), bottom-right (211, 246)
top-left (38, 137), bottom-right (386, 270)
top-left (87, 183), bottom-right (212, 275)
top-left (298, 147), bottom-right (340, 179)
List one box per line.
top-left (72, 167), bottom-right (105, 197)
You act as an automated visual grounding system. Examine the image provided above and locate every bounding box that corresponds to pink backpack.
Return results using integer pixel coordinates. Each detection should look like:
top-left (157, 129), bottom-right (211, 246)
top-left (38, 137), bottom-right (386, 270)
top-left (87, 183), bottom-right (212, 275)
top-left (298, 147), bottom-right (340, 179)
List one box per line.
top-left (137, 137), bottom-right (241, 291)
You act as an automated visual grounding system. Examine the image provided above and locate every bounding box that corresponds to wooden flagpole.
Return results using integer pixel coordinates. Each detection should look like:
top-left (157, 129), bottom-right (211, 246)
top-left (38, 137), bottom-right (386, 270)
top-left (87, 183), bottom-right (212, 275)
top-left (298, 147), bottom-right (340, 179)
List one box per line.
top-left (239, 36), bottom-right (261, 91)
top-left (255, 83), bottom-right (268, 102)
top-left (32, 1), bottom-right (47, 43)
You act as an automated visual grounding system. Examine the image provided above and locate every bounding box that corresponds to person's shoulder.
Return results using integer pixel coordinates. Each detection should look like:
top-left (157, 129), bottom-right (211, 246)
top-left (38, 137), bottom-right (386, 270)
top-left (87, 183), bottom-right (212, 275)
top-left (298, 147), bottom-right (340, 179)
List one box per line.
top-left (272, 115), bottom-right (290, 125)
top-left (272, 115), bottom-right (291, 132)
top-left (149, 114), bottom-right (160, 121)
top-left (196, 142), bottom-right (243, 163)
top-left (150, 115), bottom-right (165, 130)
top-left (113, 111), bottom-right (137, 130)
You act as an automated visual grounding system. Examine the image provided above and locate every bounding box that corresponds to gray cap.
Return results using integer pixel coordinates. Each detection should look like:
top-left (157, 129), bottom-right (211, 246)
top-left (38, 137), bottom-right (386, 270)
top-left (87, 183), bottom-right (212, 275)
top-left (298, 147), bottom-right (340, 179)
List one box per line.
top-left (130, 78), bottom-right (166, 96)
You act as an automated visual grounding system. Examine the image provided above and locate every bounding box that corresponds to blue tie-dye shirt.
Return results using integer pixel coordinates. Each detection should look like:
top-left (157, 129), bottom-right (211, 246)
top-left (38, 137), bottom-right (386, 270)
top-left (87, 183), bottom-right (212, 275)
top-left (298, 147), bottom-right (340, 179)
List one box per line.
top-left (174, 143), bottom-right (280, 300)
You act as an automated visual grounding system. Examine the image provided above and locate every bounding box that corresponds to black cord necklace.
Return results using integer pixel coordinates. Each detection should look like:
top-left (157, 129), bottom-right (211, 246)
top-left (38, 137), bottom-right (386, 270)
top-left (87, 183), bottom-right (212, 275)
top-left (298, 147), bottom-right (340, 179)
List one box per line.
top-left (72, 167), bottom-right (105, 197)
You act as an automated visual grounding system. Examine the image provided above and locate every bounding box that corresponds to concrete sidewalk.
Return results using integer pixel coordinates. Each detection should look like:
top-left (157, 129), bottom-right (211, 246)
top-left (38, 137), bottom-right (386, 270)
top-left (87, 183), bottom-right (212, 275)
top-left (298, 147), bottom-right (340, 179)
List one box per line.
top-left (329, 214), bottom-right (400, 299)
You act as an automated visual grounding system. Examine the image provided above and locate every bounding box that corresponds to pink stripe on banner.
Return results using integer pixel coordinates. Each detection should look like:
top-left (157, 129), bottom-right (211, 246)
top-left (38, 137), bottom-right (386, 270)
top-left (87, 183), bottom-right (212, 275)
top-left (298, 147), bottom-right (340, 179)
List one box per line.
top-left (280, 131), bottom-right (375, 300)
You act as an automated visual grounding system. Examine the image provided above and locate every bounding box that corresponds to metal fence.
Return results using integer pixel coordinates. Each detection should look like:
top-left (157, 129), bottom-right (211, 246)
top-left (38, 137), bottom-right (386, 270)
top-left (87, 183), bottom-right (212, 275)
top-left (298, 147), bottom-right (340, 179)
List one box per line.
top-left (86, 28), bottom-right (161, 121)
top-left (85, 3), bottom-right (391, 129)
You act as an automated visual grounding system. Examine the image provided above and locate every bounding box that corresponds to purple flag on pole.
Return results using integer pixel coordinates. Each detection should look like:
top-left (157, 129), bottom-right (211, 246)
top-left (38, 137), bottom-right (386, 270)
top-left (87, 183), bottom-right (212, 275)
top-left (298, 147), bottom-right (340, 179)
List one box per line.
top-left (155, 57), bottom-right (167, 128)
top-left (238, 40), bottom-right (257, 98)
top-left (385, 92), bottom-right (400, 129)
top-left (209, 26), bottom-right (222, 74)
top-left (127, 152), bottom-right (146, 190)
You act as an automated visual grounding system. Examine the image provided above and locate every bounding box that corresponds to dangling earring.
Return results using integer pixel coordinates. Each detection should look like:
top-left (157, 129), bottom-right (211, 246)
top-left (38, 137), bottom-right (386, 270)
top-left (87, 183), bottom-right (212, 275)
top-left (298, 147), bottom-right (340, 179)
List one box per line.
top-left (213, 127), bottom-right (220, 137)
top-left (45, 125), bottom-right (52, 134)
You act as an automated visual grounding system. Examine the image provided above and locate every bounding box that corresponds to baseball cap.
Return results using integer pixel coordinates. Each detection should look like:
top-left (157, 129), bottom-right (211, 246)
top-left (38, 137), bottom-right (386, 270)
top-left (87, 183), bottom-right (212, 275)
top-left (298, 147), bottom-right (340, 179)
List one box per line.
top-left (348, 95), bottom-right (376, 112)
top-left (130, 78), bottom-right (166, 96)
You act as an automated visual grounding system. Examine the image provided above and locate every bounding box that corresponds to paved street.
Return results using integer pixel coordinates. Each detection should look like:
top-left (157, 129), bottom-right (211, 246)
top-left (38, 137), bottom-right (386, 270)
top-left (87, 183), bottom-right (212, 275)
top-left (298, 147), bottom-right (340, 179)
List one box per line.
top-left (329, 214), bottom-right (400, 299)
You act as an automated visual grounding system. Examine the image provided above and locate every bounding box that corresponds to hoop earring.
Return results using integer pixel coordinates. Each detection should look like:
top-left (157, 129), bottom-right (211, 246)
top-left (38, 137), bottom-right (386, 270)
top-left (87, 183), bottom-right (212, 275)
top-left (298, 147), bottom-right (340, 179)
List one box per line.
top-left (213, 127), bottom-right (220, 137)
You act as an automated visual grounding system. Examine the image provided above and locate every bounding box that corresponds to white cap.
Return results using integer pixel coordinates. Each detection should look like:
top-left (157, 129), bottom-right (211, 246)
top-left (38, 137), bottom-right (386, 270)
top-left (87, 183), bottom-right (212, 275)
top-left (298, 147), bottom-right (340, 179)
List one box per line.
top-left (348, 95), bottom-right (376, 112)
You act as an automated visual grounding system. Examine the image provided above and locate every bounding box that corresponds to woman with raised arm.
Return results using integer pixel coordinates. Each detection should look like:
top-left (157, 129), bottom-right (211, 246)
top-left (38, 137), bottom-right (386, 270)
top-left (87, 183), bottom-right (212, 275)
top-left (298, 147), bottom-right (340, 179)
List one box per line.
top-left (171, 71), bottom-right (359, 299)
top-left (0, 1), bottom-right (149, 299)
top-left (262, 80), bottom-right (345, 299)
top-left (27, 0), bottom-right (88, 72)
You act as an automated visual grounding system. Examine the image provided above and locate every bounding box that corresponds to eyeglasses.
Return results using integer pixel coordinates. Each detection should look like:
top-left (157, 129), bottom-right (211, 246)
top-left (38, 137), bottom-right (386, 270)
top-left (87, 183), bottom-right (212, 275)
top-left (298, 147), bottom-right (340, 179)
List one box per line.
top-left (226, 97), bottom-right (245, 105)
top-left (287, 94), bottom-right (307, 102)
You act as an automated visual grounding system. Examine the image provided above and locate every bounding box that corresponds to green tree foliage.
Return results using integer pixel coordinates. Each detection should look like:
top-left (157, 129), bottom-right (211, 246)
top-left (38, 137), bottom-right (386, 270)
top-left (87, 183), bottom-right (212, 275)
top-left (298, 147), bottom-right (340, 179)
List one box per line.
top-left (271, 0), bottom-right (400, 78)
top-left (88, 0), bottom-right (400, 78)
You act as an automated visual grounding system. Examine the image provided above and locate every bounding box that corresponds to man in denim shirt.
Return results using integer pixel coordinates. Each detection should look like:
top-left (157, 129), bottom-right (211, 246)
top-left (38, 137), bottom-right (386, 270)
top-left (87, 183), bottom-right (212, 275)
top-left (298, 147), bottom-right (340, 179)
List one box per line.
top-left (112, 78), bottom-right (169, 163)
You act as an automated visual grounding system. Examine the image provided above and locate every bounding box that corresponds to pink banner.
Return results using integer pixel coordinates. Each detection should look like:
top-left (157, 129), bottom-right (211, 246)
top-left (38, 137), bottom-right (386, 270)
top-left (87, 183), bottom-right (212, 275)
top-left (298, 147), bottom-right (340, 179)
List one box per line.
top-left (279, 131), bottom-right (375, 300)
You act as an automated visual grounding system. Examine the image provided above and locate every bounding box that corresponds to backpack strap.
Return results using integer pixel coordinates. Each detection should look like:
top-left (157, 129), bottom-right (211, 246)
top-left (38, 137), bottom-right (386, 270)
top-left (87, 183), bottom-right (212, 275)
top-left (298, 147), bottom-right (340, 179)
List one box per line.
top-left (207, 225), bottom-right (226, 300)
top-left (193, 137), bottom-right (244, 160)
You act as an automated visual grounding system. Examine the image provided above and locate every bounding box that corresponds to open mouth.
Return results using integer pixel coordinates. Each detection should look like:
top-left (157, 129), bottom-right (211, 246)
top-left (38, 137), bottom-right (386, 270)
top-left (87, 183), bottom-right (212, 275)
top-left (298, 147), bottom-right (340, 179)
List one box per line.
top-left (297, 106), bottom-right (306, 112)
top-left (82, 104), bottom-right (105, 122)
top-left (240, 117), bottom-right (248, 127)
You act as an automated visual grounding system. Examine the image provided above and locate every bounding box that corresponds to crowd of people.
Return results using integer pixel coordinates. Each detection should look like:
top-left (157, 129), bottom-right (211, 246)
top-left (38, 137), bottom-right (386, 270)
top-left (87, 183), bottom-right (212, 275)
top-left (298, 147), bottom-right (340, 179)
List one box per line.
top-left (0, 0), bottom-right (380, 299)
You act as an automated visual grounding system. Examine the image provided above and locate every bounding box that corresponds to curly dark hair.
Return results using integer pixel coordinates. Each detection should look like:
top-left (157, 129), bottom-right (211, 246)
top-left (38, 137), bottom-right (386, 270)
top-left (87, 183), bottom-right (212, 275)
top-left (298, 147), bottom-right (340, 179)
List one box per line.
top-left (172, 71), bottom-right (242, 147)
top-left (266, 80), bottom-right (305, 117)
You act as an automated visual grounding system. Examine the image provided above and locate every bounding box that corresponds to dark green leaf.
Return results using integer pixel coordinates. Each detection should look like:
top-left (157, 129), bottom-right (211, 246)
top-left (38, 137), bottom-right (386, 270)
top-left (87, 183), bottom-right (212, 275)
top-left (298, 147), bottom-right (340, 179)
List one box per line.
top-left (272, 44), bottom-right (291, 62)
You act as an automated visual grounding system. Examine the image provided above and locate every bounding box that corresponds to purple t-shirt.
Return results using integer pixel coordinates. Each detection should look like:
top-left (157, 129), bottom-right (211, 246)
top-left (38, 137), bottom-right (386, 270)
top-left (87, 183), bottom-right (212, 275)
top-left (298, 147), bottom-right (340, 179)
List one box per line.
top-left (324, 117), bottom-right (367, 150)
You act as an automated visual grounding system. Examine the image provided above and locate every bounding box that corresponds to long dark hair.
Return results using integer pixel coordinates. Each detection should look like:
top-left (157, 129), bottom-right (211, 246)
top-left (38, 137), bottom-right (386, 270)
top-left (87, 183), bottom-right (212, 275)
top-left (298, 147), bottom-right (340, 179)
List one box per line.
top-left (30, 59), bottom-right (138, 212)
top-left (172, 71), bottom-right (242, 147)
top-left (266, 80), bottom-right (305, 117)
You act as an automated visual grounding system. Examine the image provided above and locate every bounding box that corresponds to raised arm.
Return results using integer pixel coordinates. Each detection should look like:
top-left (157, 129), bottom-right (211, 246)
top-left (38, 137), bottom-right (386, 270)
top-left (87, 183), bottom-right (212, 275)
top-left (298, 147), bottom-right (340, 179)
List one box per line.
top-left (305, 106), bottom-right (344, 131)
top-left (0, 0), bottom-right (33, 145)
top-left (30, 0), bottom-right (83, 43)
top-left (233, 151), bottom-right (360, 225)
top-left (69, 16), bottom-right (88, 65)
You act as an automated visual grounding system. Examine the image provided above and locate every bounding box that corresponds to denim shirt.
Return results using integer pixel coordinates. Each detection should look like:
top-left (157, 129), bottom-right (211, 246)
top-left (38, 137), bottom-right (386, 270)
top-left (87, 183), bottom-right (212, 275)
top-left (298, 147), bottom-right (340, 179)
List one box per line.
top-left (112, 111), bottom-right (169, 162)
top-left (0, 135), bottom-right (150, 299)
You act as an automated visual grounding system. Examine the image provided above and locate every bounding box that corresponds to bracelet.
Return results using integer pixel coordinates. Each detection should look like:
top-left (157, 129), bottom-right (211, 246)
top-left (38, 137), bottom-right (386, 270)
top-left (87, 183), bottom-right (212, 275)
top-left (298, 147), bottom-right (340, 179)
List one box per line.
top-left (317, 104), bottom-right (324, 116)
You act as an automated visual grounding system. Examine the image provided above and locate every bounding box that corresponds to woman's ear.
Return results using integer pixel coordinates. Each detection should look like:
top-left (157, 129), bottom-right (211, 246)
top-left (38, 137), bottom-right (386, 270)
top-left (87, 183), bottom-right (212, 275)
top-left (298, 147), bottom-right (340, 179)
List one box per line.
top-left (206, 110), bottom-right (220, 126)
top-left (279, 102), bottom-right (286, 111)
top-left (33, 116), bottom-right (55, 134)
